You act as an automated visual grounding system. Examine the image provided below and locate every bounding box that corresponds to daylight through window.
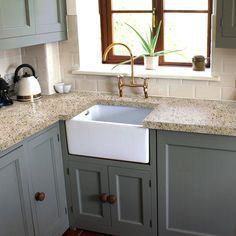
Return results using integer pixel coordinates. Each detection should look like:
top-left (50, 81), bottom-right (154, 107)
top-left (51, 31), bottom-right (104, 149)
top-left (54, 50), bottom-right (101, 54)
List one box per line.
top-left (99, 0), bottom-right (212, 67)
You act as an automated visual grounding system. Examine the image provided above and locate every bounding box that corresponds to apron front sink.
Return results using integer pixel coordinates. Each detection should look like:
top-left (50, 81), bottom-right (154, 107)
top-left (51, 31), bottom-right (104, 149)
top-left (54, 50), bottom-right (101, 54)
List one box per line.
top-left (66, 104), bottom-right (153, 163)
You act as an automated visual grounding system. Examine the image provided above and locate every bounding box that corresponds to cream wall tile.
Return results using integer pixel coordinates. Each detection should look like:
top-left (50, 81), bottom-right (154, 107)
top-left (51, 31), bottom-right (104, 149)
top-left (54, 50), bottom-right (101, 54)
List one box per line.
top-left (222, 59), bottom-right (236, 75)
top-left (182, 80), bottom-right (208, 86)
top-left (5, 48), bottom-right (21, 57)
top-left (97, 78), bottom-right (118, 94)
top-left (75, 77), bottom-right (97, 92)
top-left (149, 79), bottom-right (169, 97)
top-left (0, 49), bottom-right (22, 77)
top-left (66, 0), bottom-right (77, 15)
top-left (195, 86), bottom-right (221, 100)
top-left (169, 85), bottom-right (195, 98)
top-left (221, 87), bottom-right (236, 100)
top-left (209, 76), bottom-right (236, 88)
top-left (63, 77), bottom-right (76, 91)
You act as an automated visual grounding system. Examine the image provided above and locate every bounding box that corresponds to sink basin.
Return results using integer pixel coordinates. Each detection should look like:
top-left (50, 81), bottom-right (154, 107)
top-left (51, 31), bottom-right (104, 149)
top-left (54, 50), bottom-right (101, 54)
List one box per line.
top-left (66, 104), bottom-right (153, 163)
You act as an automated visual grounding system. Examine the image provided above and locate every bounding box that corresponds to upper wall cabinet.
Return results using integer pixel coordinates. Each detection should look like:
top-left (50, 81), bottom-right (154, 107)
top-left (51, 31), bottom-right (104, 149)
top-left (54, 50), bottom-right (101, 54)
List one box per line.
top-left (35, 0), bottom-right (66, 34)
top-left (0, 0), bottom-right (67, 50)
top-left (216, 0), bottom-right (236, 48)
top-left (0, 0), bottom-right (35, 39)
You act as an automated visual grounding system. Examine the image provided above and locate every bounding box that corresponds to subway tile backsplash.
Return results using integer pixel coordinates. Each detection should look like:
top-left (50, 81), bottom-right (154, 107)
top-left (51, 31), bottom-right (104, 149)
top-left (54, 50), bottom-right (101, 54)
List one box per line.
top-left (0, 48), bottom-right (22, 90)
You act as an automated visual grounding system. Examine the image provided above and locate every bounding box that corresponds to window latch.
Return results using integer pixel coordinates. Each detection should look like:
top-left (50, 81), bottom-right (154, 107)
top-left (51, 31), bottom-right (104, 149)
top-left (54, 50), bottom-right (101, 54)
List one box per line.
top-left (152, 8), bottom-right (156, 29)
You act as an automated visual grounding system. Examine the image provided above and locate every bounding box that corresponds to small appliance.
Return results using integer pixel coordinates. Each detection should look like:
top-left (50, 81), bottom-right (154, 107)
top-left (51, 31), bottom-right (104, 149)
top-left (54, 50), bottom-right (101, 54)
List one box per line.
top-left (14, 64), bottom-right (41, 102)
top-left (0, 75), bottom-right (13, 108)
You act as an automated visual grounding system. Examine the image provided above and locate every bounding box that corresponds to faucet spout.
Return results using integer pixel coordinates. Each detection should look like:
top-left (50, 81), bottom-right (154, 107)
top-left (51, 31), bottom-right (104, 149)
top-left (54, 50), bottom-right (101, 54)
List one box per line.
top-left (102, 42), bottom-right (149, 98)
top-left (103, 43), bottom-right (135, 84)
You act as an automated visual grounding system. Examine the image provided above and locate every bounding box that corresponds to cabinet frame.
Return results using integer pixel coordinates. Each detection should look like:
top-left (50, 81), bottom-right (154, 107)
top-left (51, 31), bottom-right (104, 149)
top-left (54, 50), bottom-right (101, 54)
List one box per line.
top-left (216, 0), bottom-right (236, 48)
top-left (60, 121), bottom-right (157, 236)
top-left (157, 130), bottom-right (236, 236)
top-left (0, 0), bottom-right (67, 50)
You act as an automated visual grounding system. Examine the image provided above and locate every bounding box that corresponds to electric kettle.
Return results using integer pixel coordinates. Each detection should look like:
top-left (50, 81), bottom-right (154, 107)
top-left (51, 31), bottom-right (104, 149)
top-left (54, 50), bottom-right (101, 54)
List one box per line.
top-left (14, 64), bottom-right (41, 102)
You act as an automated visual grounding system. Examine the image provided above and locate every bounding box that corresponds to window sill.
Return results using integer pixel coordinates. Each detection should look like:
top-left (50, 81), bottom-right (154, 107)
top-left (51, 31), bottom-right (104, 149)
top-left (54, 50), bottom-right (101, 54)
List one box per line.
top-left (72, 64), bottom-right (220, 81)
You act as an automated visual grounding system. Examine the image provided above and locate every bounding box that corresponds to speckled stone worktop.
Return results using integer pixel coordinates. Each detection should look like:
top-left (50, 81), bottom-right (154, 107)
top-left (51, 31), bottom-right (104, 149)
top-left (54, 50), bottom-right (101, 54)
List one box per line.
top-left (1, 91), bottom-right (236, 152)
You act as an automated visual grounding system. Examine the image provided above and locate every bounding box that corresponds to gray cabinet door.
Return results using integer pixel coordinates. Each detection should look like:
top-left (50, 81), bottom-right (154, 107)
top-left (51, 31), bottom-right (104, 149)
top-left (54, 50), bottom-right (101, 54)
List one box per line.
top-left (157, 131), bottom-right (236, 236)
top-left (0, 147), bottom-right (34, 236)
top-left (69, 161), bottom-right (111, 227)
top-left (0, 0), bottom-right (35, 39)
top-left (27, 126), bottom-right (68, 236)
top-left (35, 0), bottom-right (66, 34)
top-left (216, 0), bottom-right (236, 47)
top-left (109, 167), bottom-right (152, 235)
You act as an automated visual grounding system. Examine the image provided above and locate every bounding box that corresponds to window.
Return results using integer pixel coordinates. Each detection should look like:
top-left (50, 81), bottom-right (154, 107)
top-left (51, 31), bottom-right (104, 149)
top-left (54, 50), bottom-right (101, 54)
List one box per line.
top-left (99, 0), bottom-right (212, 67)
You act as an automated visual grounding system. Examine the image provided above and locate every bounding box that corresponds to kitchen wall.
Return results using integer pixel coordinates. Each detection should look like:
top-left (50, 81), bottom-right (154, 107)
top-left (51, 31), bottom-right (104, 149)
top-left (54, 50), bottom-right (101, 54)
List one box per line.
top-left (0, 43), bottom-right (62, 95)
top-left (21, 43), bottom-right (62, 94)
top-left (0, 49), bottom-right (22, 90)
top-left (59, 1), bottom-right (236, 101)
top-left (1, 1), bottom-right (236, 101)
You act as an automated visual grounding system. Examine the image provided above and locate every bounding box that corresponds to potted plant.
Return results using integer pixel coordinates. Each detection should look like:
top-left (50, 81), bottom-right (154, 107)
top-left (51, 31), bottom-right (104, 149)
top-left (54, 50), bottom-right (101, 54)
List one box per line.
top-left (123, 21), bottom-right (180, 70)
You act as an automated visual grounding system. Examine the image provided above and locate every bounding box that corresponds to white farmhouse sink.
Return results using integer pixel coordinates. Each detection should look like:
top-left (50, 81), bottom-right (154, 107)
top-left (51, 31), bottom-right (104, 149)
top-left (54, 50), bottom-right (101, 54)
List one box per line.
top-left (65, 104), bottom-right (153, 163)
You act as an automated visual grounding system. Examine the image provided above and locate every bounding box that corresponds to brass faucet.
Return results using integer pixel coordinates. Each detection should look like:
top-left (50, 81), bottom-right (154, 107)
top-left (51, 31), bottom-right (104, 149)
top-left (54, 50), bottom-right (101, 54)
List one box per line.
top-left (102, 43), bottom-right (148, 98)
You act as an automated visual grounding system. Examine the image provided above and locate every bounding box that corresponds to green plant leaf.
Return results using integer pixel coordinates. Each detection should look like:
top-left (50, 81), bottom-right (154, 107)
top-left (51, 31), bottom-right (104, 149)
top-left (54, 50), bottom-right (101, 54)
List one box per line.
top-left (151, 21), bottom-right (162, 52)
top-left (153, 49), bottom-right (182, 56)
top-left (125, 23), bottom-right (150, 53)
top-left (111, 55), bottom-right (144, 70)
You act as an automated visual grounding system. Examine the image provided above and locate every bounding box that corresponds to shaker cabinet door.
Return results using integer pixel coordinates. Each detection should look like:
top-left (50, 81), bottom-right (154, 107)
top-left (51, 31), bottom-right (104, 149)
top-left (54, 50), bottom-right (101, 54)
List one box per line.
top-left (0, 0), bottom-right (35, 39)
top-left (216, 0), bottom-right (236, 48)
top-left (0, 147), bottom-right (34, 236)
top-left (69, 161), bottom-right (111, 228)
top-left (35, 0), bottom-right (66, 34)
top-left (109, 167), bottom-right (152, 235)
top-left (157, 131), bottom-right (236, 236)
top-left (27, 126), bottom-right (69, 236)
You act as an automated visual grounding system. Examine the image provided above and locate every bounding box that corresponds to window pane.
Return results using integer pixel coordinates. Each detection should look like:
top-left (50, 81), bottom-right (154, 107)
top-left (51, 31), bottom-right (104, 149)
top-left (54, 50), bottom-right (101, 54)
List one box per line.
top-left (164, 13), bottom-right (208, 63)
top-left (164, 0), bottom-right (208, 10)
top-left (112, 13), bottom-right (152, 56)
top-left (112, 0), bottom-right (152, 11)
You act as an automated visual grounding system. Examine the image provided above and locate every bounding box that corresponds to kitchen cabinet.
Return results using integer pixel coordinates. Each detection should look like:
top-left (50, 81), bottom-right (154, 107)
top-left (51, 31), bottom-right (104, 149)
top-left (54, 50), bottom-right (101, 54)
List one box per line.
top-left (216, 0), bottom-right (236, 48)
top-left (157, 130), bottom-right (236, 236)
top-left (0, 146), bottom-right (34, 236)
top-left (60, 122), bottom-right (157, 236)
top-left (0, 0), bottom-right (67, 50)
top-left (26, 125), bottom-right (69, 236)
top-left (68, 161), bottom-right (152, 236)
top-left (35, 0), bottom-right (66, 34)
top-left (0, 123), bottom-right (68, 236)
top-left (0, 0), bottom-right (35, 39)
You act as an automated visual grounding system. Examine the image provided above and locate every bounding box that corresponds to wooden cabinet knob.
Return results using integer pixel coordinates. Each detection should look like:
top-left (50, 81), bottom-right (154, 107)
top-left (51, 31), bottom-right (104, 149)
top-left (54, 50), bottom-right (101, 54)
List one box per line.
top-left (108, 195), bottom-right (117, 204)
top-left (99, 193), bottom-right (108, 203)
top-left (35, 192), bottom-right (46, 201)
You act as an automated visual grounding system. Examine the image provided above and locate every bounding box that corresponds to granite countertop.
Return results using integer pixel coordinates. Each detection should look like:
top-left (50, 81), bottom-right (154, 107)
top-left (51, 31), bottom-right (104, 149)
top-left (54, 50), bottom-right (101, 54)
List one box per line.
top-left (1, 92), bottom-right (236, 152)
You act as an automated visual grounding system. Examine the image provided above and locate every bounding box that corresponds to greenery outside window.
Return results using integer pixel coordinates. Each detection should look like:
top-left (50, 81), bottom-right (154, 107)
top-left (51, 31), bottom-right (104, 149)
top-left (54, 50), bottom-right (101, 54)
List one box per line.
top-left (99, 0), bottom-right (213, 67)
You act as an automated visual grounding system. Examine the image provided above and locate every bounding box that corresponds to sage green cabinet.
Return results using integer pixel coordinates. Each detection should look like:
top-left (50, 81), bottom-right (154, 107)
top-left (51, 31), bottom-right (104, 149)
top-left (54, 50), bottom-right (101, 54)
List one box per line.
top-left (0, 146), bottom-right (34, 236)
top-left (109, 167), bottom-right (152, 235)
top-left (35, 0), bottom-right (66, 34)
top-left (0, 123), bottom-right (69, 236)
top-left (0, 0), bottom-right (67, 50)
top-left (26, 125), bottom-right (69, 236)
top-left (0, 0), bottom-right (35, 39)
top-left (68, 161), bottom-right (153, 236)
top-left (69, 162), bottom-right (110, 227)
top-left (216, 0), bottom-right (236, 48)
top-left (157, 131), bottom-right (236, 236)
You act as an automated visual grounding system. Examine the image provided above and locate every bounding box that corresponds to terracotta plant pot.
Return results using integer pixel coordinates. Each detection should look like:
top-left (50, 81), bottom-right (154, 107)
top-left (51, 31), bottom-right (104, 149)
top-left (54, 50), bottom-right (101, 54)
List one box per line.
top-left (144, 56), bottom-right (158, 70)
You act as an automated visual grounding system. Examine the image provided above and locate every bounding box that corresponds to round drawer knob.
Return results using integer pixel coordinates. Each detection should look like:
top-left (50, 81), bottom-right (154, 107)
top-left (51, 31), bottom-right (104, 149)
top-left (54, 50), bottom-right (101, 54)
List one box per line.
top-left (35, 192), bottom-right (46, 201)
top-left (99, 193), bottom-right (108, 203)
top-left (108, 195), bottom-right (117, 204)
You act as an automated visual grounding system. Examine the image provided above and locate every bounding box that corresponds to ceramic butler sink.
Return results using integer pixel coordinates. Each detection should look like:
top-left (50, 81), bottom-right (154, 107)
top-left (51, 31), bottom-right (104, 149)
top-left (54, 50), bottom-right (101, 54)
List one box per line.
top-left (65, 104), bottom-right (153, 163)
